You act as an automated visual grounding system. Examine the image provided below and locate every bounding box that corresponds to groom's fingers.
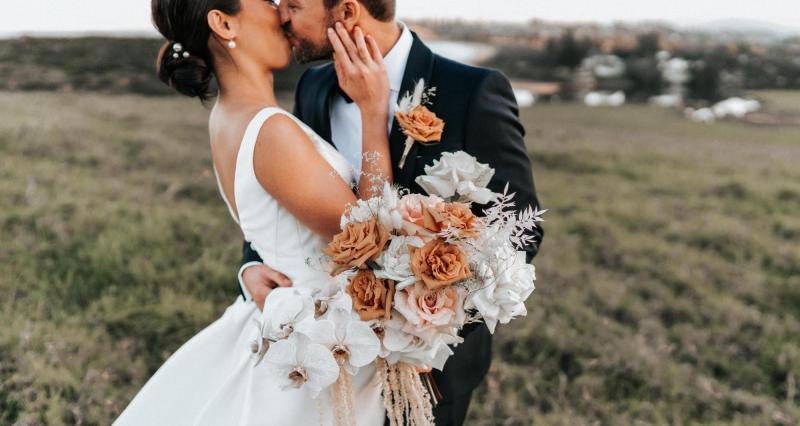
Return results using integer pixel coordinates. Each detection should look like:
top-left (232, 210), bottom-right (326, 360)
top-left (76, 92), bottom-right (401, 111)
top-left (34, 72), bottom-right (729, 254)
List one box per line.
top-left (334, 22), bottom-right (360, 64)
top-left (366, 35), bottom-right (383, 66)
top-left (353, 27), bottom-right (371, 64)
top-left (328, 28), bottom-right (353, 71)
top-left (332, 52), bottom-right (344, 79)
top-left (254, 287), bottom-right (270, 311)
top-left (261, 266), bottom-right (292, 288)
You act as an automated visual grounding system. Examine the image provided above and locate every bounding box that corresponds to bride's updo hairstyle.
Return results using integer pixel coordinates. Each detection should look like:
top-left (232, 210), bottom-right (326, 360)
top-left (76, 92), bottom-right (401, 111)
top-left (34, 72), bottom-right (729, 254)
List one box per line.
top-left (152, 0), bottom-right (241, 100)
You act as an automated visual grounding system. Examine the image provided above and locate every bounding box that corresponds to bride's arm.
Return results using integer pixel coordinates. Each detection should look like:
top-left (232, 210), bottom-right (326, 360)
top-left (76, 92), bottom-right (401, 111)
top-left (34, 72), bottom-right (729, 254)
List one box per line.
top-left (252, 115), bottom-right (362, 240)
top-left (329, 24), bottom-right (392, 199)
top-left (252, 26), bottom-right (391, 240)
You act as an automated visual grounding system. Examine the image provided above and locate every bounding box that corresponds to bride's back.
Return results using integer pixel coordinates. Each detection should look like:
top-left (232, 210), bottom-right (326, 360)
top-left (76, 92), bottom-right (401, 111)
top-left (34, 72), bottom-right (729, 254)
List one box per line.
top-left (208, 104), bottom-right (262, 221)
top-left (210, 105), bottom-right (356, 286)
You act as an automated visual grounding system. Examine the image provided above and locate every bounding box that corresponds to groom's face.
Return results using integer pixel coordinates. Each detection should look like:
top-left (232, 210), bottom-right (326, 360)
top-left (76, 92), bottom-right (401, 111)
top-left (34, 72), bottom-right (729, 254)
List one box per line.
top-left (278, 0), bottom-right (336, 64)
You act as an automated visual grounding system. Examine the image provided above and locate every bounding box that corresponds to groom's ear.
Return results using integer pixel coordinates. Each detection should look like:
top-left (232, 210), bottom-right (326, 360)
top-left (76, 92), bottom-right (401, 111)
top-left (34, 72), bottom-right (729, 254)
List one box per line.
top-left (207, 10), bottom-right (240, 42)
top-left (334, 0), bottom-right (362, 32)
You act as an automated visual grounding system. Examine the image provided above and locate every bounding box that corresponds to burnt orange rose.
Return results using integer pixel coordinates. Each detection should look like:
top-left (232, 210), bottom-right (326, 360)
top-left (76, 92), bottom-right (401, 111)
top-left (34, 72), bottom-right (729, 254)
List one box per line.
top-left (324, 219), bottom-right (390, 275)
top-left (427, 202), bottom-right (480, 239)
top-left (346, 270), bottom-right (395, 321)
top-left (395, 105), bottom-right (445, 143)
top-left (411, 238), bottom-right (472, 291)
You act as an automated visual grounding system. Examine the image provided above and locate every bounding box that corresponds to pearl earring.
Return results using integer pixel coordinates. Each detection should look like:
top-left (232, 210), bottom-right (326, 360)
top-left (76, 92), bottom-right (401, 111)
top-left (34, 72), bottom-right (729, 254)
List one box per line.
top-left (227, 39), bottom-right (237, 49)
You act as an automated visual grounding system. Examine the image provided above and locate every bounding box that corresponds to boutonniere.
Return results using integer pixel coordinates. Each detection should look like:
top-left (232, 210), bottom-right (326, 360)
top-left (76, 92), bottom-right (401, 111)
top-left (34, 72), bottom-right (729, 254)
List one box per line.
top-left (394, 79), bottom-right (444, 169)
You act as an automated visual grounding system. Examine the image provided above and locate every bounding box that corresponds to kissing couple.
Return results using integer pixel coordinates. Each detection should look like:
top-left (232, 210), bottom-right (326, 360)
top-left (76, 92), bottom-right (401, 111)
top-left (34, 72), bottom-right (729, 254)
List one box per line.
top-left (116, 0), bottom-right (542, 425)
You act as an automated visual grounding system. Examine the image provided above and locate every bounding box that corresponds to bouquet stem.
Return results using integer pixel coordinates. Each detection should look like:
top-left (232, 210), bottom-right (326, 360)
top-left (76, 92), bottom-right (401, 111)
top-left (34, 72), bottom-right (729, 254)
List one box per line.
top-left (378, 359), bottom-right (435, 426)
top-left (421, 372), bottom-right (442, 406)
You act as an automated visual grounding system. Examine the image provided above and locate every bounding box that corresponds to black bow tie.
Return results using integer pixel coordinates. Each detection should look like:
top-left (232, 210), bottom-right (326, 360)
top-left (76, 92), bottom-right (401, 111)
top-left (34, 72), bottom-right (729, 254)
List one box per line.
top-left (335, 85), bottom-right (354, 104)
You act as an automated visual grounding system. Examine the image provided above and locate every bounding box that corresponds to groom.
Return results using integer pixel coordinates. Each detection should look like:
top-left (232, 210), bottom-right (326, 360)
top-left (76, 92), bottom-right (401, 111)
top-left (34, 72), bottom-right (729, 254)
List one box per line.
top-left (239, 0), bottom-right (543, 424)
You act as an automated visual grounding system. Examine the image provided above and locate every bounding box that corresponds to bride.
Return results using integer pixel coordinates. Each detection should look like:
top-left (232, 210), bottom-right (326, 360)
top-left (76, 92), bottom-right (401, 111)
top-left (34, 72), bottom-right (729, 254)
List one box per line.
top-left (116, 0), bottom-right (393, 424)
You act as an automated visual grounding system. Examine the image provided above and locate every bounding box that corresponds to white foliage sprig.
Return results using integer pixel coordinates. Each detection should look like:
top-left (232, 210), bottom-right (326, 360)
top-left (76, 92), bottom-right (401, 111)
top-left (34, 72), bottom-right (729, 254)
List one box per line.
top-left (397, 79), bottom-right (437, 114)
top-left (480, 184), bottom-right (545, 251)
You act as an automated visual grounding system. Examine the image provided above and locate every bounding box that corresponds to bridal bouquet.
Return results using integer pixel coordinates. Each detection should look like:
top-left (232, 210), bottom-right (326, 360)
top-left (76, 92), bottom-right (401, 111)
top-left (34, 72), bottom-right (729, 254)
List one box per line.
top-left (252, 80), bottom-right (543, 426)
top-left (251, 150), bottom-right (543, 426)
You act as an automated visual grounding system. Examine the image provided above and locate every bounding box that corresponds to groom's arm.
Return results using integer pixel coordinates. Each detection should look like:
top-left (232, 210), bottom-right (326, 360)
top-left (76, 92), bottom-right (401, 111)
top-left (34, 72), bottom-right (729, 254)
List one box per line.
top-left (463, 70), bottom-right (544, 262)
top-left (238, 242), bottom-right (264, 299)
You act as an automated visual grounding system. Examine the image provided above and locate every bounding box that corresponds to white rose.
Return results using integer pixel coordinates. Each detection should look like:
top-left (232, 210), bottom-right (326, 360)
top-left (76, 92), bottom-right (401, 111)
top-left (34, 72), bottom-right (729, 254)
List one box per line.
top-left (467, 250), bottom-right (535, 333)
top-left (415, 151), bottom-right (496, 204)
top-left (374, 236), bottom-right (425, 289)
top-left (379, 315), bottom-right (458, 371)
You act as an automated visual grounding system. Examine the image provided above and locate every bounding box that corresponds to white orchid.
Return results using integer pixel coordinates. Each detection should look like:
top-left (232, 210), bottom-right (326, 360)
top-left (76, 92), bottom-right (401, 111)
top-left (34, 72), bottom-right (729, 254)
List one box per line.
top-left (374, 236), bottom-right (425, 289)
top-left (415, 151), bottom-right (496, 204)
top-left (305, 309), bottom-right (381, 376)
top-left (261, 288), bottom-right (316, 340)
top-left (264, 333), bottom-right (340, 398)
top-left (310, 280), bottom-right (352, 319)
top-left (466, 249), bottom-right (535, 333)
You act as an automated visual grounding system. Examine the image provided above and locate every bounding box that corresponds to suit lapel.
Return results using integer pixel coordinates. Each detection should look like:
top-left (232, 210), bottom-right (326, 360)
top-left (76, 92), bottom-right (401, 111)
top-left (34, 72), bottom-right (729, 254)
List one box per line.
top-left (391, 32), bottom-right (435, 188)
top-left (312, 65), bottom-right (337, 144)
top-left (309, 34), bottom-right (435, 186)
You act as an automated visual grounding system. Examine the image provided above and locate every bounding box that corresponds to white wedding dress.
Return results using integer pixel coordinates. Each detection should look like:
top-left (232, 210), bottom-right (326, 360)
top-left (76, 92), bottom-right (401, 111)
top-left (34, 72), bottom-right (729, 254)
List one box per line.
top-left (115, 107), bottom-right (385, 426)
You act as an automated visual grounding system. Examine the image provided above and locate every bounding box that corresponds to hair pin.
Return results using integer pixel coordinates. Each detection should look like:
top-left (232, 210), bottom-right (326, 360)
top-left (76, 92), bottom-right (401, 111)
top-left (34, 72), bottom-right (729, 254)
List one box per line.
top-left (171, 42), bottom-right (190, 59)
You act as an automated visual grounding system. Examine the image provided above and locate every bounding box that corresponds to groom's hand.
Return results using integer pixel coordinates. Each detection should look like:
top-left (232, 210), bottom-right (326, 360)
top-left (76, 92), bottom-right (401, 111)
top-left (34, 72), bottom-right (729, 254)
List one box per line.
top-left (242, 264), bottom-right (293, 311)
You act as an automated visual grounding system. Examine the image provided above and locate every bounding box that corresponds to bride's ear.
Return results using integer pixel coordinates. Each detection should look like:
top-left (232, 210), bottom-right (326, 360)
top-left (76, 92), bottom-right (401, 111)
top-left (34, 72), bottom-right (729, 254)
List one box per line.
top-left (336, 0), bottom-right (362, 32)
top-left (208, 9), bottom-right (240, 43)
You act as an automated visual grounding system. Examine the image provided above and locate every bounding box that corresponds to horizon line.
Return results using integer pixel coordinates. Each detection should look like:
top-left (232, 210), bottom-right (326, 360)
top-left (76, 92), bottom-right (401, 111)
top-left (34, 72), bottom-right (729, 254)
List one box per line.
top-left (1, 16), bottom-right (797, 40)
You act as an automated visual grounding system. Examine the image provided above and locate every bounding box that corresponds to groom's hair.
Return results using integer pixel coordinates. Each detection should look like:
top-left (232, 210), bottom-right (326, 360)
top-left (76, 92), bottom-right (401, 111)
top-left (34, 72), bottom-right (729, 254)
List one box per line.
top-left (324, 0), bottom-right (395, 22)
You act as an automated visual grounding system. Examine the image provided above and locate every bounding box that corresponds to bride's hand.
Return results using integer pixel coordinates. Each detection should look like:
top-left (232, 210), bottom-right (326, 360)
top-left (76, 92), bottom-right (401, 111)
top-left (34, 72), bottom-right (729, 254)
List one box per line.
top-left (328, 23), bottom-right (389, 118)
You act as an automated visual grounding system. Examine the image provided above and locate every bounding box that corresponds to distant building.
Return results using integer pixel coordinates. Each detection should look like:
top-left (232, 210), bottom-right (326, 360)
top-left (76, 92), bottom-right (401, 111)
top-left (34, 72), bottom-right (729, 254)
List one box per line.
top-left (513, 89), bottom-right (536, 108)
top-left (575, 55), bottom-right (627, 100)
top-left (650, 52), bottom-right (690, 107)
top-left (584, 91), bottom-right (626, 107)
top-left (510, 81), bottom-right (562, 106)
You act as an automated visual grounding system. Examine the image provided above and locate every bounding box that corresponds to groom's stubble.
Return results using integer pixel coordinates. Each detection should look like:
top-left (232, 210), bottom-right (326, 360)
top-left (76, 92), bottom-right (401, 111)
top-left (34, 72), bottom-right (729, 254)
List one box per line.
top-left (282, 17), bottom-right (336, 64)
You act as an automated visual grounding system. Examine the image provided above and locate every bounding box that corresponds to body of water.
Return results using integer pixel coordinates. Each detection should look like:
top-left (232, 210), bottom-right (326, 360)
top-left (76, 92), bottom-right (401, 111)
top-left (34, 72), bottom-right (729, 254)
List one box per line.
top-left (426, 40), bottom-right (496, 65)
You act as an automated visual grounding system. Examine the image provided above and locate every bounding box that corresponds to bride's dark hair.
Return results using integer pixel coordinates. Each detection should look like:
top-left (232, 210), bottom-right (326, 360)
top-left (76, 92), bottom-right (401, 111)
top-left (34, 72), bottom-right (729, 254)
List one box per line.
top-left (151, 0), bottom-right (241, 100)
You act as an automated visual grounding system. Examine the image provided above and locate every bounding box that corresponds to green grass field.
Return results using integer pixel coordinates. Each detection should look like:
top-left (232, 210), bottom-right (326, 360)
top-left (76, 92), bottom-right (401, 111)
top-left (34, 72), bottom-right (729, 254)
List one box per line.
top-left (1, 91), bottom-right (799, 425)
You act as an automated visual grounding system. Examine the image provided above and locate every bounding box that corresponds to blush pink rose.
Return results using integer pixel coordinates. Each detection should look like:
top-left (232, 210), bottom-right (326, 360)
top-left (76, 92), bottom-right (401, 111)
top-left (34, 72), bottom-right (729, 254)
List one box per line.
top-left (397, 194), bottom-right (444, 237)
top-left (394, 282), bottom-right (464, 328)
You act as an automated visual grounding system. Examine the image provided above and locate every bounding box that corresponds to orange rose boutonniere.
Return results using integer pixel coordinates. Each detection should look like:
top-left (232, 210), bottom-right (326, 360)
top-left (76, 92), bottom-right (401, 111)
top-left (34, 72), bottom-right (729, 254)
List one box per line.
top-left (395, 79), bottom-right (443, 169)
top-left (395, 105), bottom-right (445, 143)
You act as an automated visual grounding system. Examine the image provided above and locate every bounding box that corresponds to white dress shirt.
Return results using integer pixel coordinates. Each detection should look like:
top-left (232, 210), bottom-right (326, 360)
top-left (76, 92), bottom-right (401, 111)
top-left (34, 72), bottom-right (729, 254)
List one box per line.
top-left (239, 23), bottom-right (414, 300)
top-left (330, 23), bottom-right (413, 177)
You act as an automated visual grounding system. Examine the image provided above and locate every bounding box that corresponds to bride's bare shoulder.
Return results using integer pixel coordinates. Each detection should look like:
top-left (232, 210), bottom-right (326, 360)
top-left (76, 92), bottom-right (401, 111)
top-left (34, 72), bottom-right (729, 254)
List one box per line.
top-left (256, 112), bottom-right (307, 144)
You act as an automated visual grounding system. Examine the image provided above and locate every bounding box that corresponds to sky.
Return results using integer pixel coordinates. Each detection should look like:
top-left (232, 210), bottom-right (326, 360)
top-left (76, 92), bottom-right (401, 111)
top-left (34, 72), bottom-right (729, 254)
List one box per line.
top-left (1, 0), bottom-right (799, 36)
